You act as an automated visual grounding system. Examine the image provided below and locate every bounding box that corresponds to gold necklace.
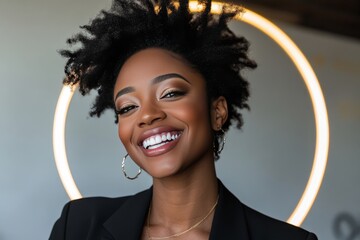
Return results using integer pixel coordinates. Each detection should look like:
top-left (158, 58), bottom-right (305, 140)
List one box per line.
top-left (146, 195), bottom-right (219, 240)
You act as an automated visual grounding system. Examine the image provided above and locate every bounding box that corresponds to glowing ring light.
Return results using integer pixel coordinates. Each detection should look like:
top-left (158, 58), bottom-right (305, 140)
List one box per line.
top-left (53, 1), bottom-right (329, 227)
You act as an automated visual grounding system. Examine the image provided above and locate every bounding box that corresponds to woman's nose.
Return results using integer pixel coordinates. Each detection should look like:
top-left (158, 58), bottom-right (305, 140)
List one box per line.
top-left (138, 102), bottom-right (166, 127)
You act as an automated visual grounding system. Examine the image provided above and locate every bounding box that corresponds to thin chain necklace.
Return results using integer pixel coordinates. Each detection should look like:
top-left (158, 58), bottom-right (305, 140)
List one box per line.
top-left (146, 195), bottom-right (219, 240)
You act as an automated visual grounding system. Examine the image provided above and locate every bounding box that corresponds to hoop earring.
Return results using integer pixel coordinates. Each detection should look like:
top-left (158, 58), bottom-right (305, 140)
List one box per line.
top-left (122, 153), bottom-right (142, 180)
top-left (216, 128), bottom-right (226, 155)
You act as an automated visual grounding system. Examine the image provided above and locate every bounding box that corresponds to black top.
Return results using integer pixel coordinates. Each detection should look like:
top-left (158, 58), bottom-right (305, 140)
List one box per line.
top-left (50, 181), bottom-right (318, 240)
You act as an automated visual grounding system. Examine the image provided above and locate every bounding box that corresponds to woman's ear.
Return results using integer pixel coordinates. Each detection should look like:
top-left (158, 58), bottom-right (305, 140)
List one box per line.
top-left (210, 96), bottom-right (228, 131)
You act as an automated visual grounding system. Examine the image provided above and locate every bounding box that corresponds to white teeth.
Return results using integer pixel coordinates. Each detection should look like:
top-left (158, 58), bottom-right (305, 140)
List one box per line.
top-left (155, 135), bottom-right (162, 144)
top-left (148, 142), bottom-right (166, 150)
top-left (142, 131), bottom-right (181, 149)
top-left (162, 135), bottom-right (167, 141)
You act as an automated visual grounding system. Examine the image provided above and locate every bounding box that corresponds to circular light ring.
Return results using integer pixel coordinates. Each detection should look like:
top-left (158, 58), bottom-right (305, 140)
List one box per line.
top-left (53, 85), bottom-right (82, 200)
top-left (53, 1), bottom-right (329, 227)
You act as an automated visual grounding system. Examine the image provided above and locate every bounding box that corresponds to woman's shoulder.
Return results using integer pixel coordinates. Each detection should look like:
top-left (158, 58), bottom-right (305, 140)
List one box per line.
top-left (49, 188), bottom-right (152, 239)
top-left (64, 195), bottom-right (129, 216)
top-left (49, 196), bottom-right (128, 240)
top-left (242, 204), bottom-right (318, 240)
top-left (50, 191), bottom-right (148, 240)
top-left (217, 181), bottom-right (317, 240)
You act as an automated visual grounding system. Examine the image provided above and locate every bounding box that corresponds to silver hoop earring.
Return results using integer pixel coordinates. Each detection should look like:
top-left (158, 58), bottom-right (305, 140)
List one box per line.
top-left (216, 129), bottom-right (226, 155)
top-left (122, 153), bottom-right (142, 180)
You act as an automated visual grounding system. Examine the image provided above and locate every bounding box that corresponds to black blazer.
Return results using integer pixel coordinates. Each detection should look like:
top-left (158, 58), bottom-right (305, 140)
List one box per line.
top-left (50, 181), bottom-right (318, 240)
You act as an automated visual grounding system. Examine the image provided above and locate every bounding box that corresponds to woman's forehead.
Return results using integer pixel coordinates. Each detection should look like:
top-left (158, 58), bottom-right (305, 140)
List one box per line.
top-left (116, 48), bottom-right (200, 85)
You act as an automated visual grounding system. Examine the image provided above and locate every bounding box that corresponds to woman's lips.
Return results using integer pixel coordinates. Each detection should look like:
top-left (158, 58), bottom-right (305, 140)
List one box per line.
top-left (137, 126), bottom-right (182, 146)
top-left (141, 133), bottom-right (182, 157)
top-left (142, 131), bottom-right (181, 149)
top-left (137, 127), bottom-right (183, 157)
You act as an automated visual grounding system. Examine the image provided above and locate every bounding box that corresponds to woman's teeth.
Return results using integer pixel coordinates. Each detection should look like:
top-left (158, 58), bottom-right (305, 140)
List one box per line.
top-left (142, 132), bottom-right (181, 149)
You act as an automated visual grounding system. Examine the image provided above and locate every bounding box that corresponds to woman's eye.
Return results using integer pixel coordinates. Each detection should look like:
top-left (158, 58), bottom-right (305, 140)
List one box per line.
top-left (116, 105), bottom-right (137, 115)
top-left (160, 90), bottom-right (185, 99)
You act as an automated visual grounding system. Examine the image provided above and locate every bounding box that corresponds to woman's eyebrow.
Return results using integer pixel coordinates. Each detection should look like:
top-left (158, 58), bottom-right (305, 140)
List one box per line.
top-left (114, 73), bottom-right (190, 101)
top-left (114, 86), bottom-right (135, 101)
top-left (151, 73), bottom-right (190, 85)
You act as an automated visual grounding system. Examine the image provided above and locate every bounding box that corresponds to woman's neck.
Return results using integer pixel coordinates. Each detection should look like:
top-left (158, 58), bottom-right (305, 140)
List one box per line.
top-left (150, 159), bottom-right (218, 231)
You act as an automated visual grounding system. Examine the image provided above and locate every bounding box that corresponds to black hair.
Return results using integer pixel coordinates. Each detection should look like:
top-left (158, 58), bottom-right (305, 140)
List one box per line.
top-left (60, 0), bottom-right (257, 159)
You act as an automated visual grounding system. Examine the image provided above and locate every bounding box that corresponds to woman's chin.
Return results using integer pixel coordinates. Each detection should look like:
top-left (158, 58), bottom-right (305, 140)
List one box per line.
top-left (147, 166), bottom-right (181, 180)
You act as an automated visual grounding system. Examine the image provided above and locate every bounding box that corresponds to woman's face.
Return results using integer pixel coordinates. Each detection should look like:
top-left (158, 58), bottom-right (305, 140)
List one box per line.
top-left (113, 48), bottom-right (216, 178)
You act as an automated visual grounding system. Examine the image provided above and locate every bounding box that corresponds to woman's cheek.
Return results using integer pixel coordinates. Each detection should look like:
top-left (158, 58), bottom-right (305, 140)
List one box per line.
top-left (117, 121), bottom-right (129, 144)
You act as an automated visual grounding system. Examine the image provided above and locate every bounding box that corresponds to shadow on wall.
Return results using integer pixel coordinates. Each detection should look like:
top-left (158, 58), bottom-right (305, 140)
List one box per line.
top-left (334, 212), bottom-right (360, 240)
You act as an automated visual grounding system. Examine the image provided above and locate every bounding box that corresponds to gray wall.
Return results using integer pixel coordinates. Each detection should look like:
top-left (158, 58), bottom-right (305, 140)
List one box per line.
top-left (1, 1), bottom-right (359, 239)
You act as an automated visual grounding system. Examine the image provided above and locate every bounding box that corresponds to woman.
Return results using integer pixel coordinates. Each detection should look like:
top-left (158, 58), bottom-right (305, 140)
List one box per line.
top-left (50, 0), bottom-right (318, 239)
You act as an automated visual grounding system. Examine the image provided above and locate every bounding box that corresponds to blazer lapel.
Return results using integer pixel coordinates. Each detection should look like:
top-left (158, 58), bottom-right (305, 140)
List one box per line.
top-left (209, 181), bottom-right (251, 240)
top-left (102, 182), bottom-right (250, 240)
top-left (103, 188), bottom-right (152, 240)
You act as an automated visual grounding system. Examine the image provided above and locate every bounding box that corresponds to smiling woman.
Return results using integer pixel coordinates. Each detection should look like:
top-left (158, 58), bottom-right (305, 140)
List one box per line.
top-left (114, 49), bottom-right (218, 180)
top-left (50, 0), bottom-right (317, 239)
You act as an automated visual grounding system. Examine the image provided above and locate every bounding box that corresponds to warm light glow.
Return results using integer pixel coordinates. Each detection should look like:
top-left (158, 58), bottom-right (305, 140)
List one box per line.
top-left (53, 85), bottom-right (82, 200)
top-left (53, 1), bottom-right (329, 226)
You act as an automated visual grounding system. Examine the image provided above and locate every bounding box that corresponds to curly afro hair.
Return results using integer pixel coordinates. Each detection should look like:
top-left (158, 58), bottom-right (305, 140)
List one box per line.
top-left (60, 0), bottom-right (257, 159)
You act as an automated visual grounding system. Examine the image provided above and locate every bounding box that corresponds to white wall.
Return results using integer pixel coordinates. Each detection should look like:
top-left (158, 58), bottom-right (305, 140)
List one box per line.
top-left (0, 1), bottom-right (359, 239)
